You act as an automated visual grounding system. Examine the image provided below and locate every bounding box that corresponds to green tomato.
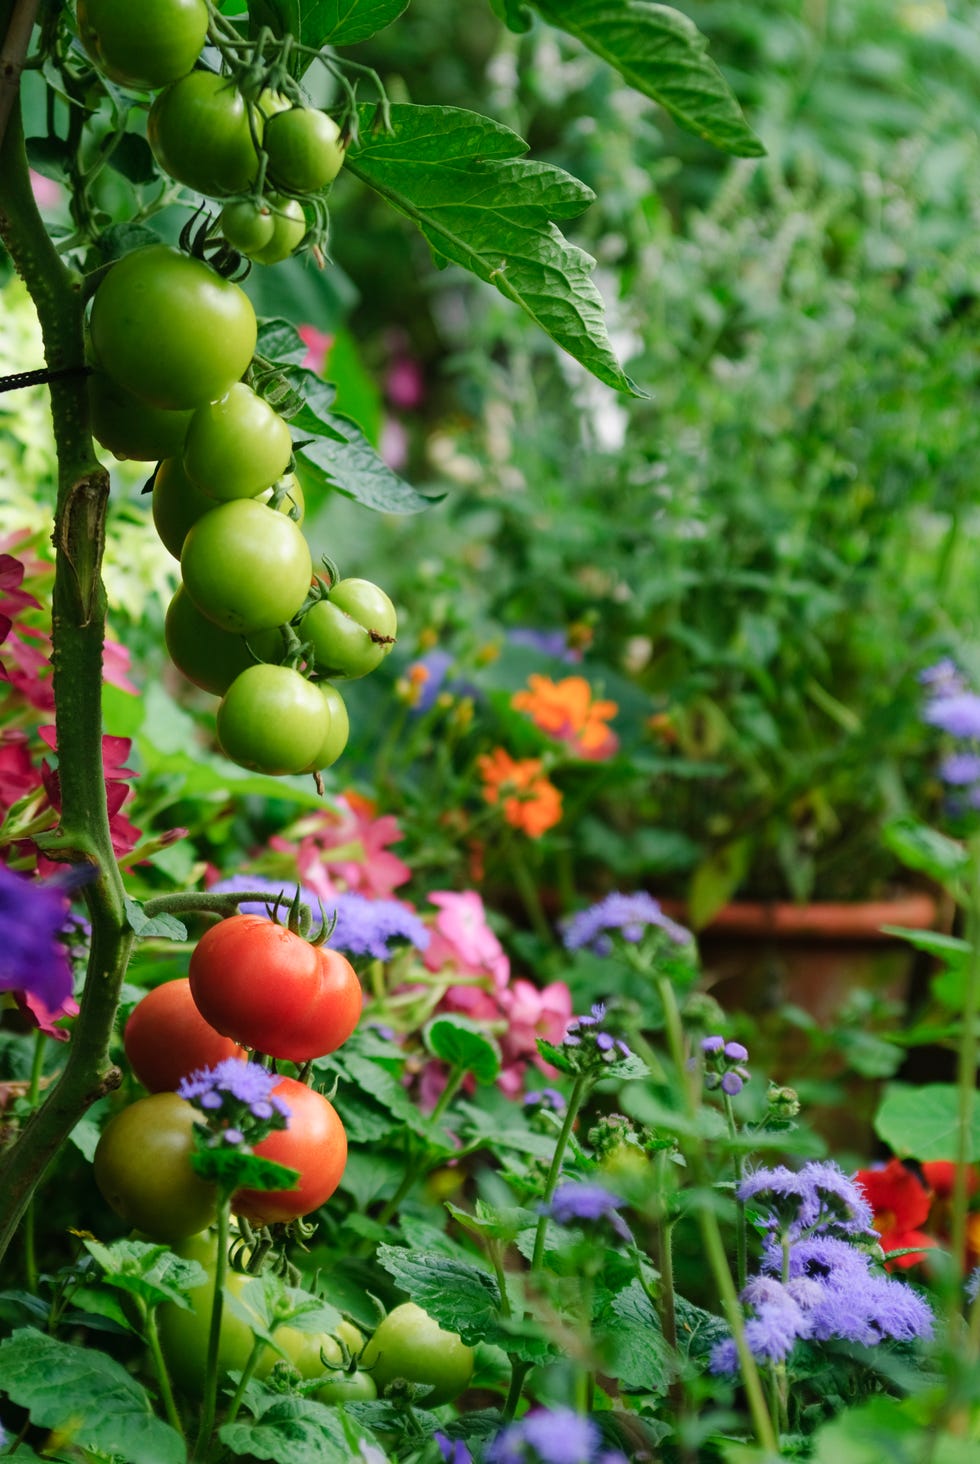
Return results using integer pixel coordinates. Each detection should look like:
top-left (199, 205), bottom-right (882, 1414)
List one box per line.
top-left (218, 199), bottom-right (276, 256)
top-left (264, 108), bottom-right (345, 194)
top-left (89, 245), bottom-right (257, 410)
top-left (165, 584), bottom-right (282, 697)
top-left (300, 578), bottom-right (397, 680)
top-left (359, 1302), bottom-right (474, 1408)
top-left (183, 383), bottom-right (293, 500)
top-left (157, 1233), bottom-right (275, 1395)
top-left (303, 682), bottom-right (350, 772)
top-left (148, 71), bottom-right (260, 197)
top-left (154, 457), bottom-right (305, 561)
top-left (76, 0), bottom-right (208, 91)
top-left (313, 1370), bottom-right (377, 1404)
top-left (88, 371), bottom-right (191, 463)
top-left (216, 664), bottom-right (328, 775)
top-left (180, 498), bottom-right (312, 634)
top-left (248, 196), bottom-right (307, 266)
top-left (93, 1093), bottom-right (218, 1242)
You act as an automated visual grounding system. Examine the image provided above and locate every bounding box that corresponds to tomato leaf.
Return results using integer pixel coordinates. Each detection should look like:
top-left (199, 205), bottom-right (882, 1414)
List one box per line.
top-left (532, 1), bottom-right (764, 159)
top-left (82, 1238), bottom-right (208, 1310)
top-left (375, 1245), bottom-right (501, 1342)
top-left (124, 897), bottom-right (187, 943)
top-left (219, 1392), bottom-right (368, 1462)
top-left (299, 0), bottom-right (410, 47)
top-left (595, 1278), bottom-right (673, 1392)
top-left (191, 1148), bottom-right (300, 1193)
top-left (424, 1015), bottom-right (502, 1083)
top-left (345, 103), bottom-right (643, 397)
top-left (488, 0), bottom-right (534, 30)
top-left (0, 1329), bottom-right (186, 1464)
top-left (874, 1082), bottom-right (980, 1163)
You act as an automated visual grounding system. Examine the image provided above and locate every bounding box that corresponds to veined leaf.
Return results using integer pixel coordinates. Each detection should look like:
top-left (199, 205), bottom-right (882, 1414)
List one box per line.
top-left (533, 0), bottom-right (764, 158)
top-left (346, 103), bottom-right (642, 396)
top-left (300, 0), bottom-right (410, 46)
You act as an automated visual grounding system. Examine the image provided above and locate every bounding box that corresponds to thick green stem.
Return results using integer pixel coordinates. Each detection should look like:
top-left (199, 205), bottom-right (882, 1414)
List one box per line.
top-left (0, 24), bottom-right (131, 1267)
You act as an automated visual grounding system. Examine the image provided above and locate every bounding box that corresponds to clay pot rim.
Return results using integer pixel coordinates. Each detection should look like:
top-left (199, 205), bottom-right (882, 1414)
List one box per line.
top-left (659, 892), bottom-right (939, 942)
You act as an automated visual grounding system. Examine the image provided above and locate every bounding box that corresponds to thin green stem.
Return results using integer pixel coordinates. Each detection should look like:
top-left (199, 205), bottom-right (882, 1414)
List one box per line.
top-left (530, 1074), bottom-right (589, 1274)
top-left (194, 1201), bottom-right (231, 1460)
top-left (144, 1306), bottom-right (186, 1442)
top-left (951, 835), bottom-right (980, 1331)
top-left (507, 840), bottom-right (555, 946)
top-left (723, 1091), bottom-right (748, 1292)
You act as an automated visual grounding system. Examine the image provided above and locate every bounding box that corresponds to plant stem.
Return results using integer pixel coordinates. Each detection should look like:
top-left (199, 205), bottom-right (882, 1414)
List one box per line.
top-left (144, 1306), bottom-right (186, 1442)
top-left (655, 975), bottom-right (779, 1456)
top-left (194, 1200), bottom-right (231, 1460)
top-left (952, 835), bottom-right (980, 1325)
top-left (530, 1073), bottom-right (589, 1274)
top-left (723, 1090), bottom-right (748, 1292)
top-left (0, 17), bottom-right (132, 1268)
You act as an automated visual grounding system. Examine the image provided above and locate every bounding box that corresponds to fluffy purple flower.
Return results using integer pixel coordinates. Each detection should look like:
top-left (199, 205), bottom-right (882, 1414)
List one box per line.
top-left (805, 1269), bottom-right (934, 1345)
top-left (209, 874), bottom-right (321, 921)
top-left (920, 659), bottom-right (965, 695)
top-left (721, 1071), bottom-right (744, 1096)
top-left (508, 627), bottom-right (579, 663)
top-left (178, 1058), bottom-right (290, 1147)
top-left (710, 1277), bottom-right (811, 1373)
top-left (0, 864), bottom-right (75, 1014)
top-left (321, 890), bottom-right (430, 959)
top-left (561, 892), bottom-right (691, 954)
top-left (701, 1035), bottom-right (725, 1055)
top-left (524, 1087), bottom-right (566, 1111)
top-left (939, 752), bottom-right (980, 786)
top-left (435, 1435), bottom-right (473, 1464)
top-left (793, 1161), bottom-right (876, 1238)
top-left (546, 1182), bottom-right (632, 1240)
top-left (487, 1408), bottom-right (621, 1464)
top-left (724, 1041), bottom-right (748, 1062)
top-left (924, 692), bottom-right (980, 739)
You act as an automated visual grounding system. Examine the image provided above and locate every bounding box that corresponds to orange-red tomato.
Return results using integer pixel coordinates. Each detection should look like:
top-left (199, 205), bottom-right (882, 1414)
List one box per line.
top-left (233, 1076), bottom-right (347, 1225)
top-left (124, 978), bottom-right (246, 1091)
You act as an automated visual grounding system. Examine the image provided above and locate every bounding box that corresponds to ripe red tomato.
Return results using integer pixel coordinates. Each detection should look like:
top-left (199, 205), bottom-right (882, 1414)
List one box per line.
top-left (89, 245), bottom-right (257, 410)
top-left (93, 1093), bottom-right (218, 1240)
top-left (233, 1076), bottom-right (347, 1225)
top-left (188, 914), bottom-right (362, 1062)
top-left (124, 978), bottom-right (246, 1091)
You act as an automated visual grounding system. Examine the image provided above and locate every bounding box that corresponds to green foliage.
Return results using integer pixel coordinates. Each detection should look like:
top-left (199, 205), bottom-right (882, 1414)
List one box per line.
top-left (874, 1082), bottom-right (980, 1163)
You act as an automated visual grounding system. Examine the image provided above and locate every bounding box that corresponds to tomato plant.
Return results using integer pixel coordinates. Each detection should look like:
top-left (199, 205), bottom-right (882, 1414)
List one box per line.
top-left (179, 498), bottom-right (312, 634)
top-left (300, 577), bottom-right (397, 680)
top-left (123, 979), bottom-right (246, 1091)
top-left (304, 682), bottom-right (350, 771)
top-left (156, 1232), bottom-right (273, 1396)
top-left (263, 108), bottom-right (346, 194)
top-left (248, 197), bottom-right (307, 266)
top-left (88, 372), bottom-right (191, 463)
top-left (147, 70), bottom-right (260, 196)
top-left (233, 1076), bottom-right (347, 1225)
top-left (183, 383), bottom-right (293, 500)
top-left (188, 913), bottom-right (362, 1061)
top-left (93, 1093), bottom-right (218, 1241)
top-left (313, 1369), bottom-right (377, 1404)
top-left (218, 198), bottom-right (276, 255)
top-left (154, 458), bottom-right (304, 561)
top-left (89, 245), bottom-right (257, 411)
top-left (360, 1302), bottom-right (475, 1407)
top-left (76, 0), bottom-right (208, 91)
top-left (164, 585), bottom-right (281, 697)
top-left (216, 664), bottom-right (329, 774)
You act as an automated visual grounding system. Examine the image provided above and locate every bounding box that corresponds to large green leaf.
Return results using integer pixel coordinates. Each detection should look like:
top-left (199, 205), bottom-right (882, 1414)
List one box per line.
top-left (533, 1), bottom-right (764, 158)
top-left (874, 1082), bottom-right (980, 1163)
top-left (0, 1330), bottom-right (185, 1464)
top-left (300, 0), bottom-right (410, 46)
top-left (345, 104), bottom-right (642, 396)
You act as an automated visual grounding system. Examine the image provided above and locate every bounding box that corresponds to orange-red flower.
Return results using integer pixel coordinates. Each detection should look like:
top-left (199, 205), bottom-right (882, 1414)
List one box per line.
top-left (854, 1158), bottom-right (937, 1270)
top-left (511, 675), bottom-right (618, 760)
top-left (476, 747), bottom-right (562, 838)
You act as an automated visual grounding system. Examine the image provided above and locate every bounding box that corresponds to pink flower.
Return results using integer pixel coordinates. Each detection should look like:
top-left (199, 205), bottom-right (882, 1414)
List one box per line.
top-left (271, 791), bottom-right (411, 900)
top-left (497, 978), bottom-right (573, 1094)
top-left (103, 637), bottom-right (138, 694)
top-left (15, 988), bottom-right (79, 1041)
top-left (0, 731), bottom-right (42, 809)
top-left (423, 891), bottom-right (510, 991)
top-left (38, 727), bottom-right (142, 860)
top-left (298, 325), bottom-right (333, 376)
top-left (0, 553), bottom-right (53, 712)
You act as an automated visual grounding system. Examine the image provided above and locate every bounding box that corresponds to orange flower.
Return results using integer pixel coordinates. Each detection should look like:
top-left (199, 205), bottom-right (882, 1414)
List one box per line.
top-left (511, 674), bottom-right (618, 760)
top-left (476, 747), bottom-right (562, 838)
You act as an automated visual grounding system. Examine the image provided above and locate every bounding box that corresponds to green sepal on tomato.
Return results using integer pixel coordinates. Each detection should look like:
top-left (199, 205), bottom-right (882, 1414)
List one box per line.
top-left (188, 914), bottom-right (362, 1062)
top-left (89, 245), bottom-right (257, 411)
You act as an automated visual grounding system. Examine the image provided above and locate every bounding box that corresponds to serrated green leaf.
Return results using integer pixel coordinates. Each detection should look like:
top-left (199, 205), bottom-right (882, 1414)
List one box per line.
top-left (82, 1238), bottom-right (207, 1309)
top-left (533, 1), bottom-right (764, 158)
top-left (596, 1278), bottom-right (673, 1391)
top-left (425, 1015), bottom-right (501, 1082)
top-left (124, 897), bottom-right (187, 943)
top-left (346, 103), bottom-right (642, 397)
top-left (219, 1393), bottom-right (360, 1462)
top-left (376, 1245), bottom-right (500, 1343)
top-left (298, 0), bottom-right (409, 46)
top-left (0, 1329), bottom-right (186, 1464)
top-left (336, 1051), bottom-right (434, 1136)
top-left (882, 818), bottom-right (969, 887)
top-left (191, 1146), bottom-right (299, 1194)
top-left (445, 1199), bottom-right (535, 1242)
top-left (874, 1083), bottom-right (980, 1163)
top-left (257, 317), bottom-right (311, 369)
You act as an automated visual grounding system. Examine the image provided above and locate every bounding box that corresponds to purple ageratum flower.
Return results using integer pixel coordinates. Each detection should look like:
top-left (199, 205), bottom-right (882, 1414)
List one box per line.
top-left (545, 1181), bottom-right (632, 1241)
top-left (804, 1268), bottom-right (934, 1346)
top-left (793, 1161), bottom-right (876, 1239)
top-left (939, 752), bottom-right (980, 786)
top-left (209, 874), bottom-right (322, 922)
top-left (179, 1058), bottom-right (291, 1124)
top-left (524, 1087), bottom-right (566, 1112)
top-left (738, 1165), bottom-right (810, 1228)
top-left (924, 692), bottom-right (980, 740)
top-left (701, 1035), bottom-right (725, 1055)
top-left (919, 659), bottom-right (965, 696)
top-left (0, 864), bottom-right (76, 1015)
top-left (561, 892), bottom-right (691, 955)
top-left (724, 1041), bottom-right (748, 1062)
top-left (321, 890), bottom-right (430, 960)
top-left (710, 1276), bottom-right (812, 1373)
top-left (435, 1435), bottom-right (473, 1464)
top-left (508, 627), bottom-right (579, 664)
top-left (487, 1408), bottom-right (620, 1464)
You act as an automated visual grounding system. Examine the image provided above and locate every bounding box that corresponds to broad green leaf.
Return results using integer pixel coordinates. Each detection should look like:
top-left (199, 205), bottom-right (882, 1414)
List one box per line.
top-left (810, 1394), bottom-right (979, 1464)
top-left (425, 1015), bottom-right (501, 1083)
top-left (257, 317), bottom-right (311, 369)
top-left (375, 1245), bottom-right (500, 1342)
top-left (687, 837), bottom-right (752, 929)
top-left (874, 1082), bottom-right (980, 1162)
top-left (124, 897), bottom-right (187, 943)
top-left (882, 818), bottom-right (969, 888)
top-left (489, 0), bottom-right (533, 29)
top-left (190, 1147), bottom-right (300, 1193)
top-left (82, 1238), bottom-right (207, 1309)
top-left (533, 1), bottom-right (763, 157)
top-left (299, 0), bottom-right (409, 46)
top-left (345, 103), bottom-right (641, 397)
top-left (880, 926), bottom-right (970, 962)
top-left (445, 1199), bottom-right (536, 1243)
top-left (219, 1393), bottom-right (362, 1463)
top-left (0, 1329), bottom-right (186, 1464)
top-left (597, 1278), bottom-right (673, 1391)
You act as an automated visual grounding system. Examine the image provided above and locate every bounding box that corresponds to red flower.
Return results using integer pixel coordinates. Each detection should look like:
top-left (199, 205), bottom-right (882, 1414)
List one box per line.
top-left (854, 1158), bottom-right (937, 1270)
top-left (38, 727), bottom-right (141, 860)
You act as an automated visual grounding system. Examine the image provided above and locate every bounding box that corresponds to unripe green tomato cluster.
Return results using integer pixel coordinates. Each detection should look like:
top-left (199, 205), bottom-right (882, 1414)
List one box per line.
top-left (77, 0), bottom-right (345, 269)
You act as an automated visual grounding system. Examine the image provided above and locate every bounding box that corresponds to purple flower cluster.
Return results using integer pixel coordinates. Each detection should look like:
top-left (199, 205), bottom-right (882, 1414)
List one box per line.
top-left (484, 1407), bottom-right (628, 1464)
top-left (920, 660), bottom-right (980, 812)
top-left (544, 1181), bottom-right (633, 1242)
top-left (711, 1161), bottom-right (933, 1374)
top-left (561, 892), bottom-right (691, 956)
top-left (524, 1087), bottom-right (566, 1113)
top-left (209, 874), bottom-right (429, 960)
top-left (700, 1034), bottom-right (751, 1097)
top-left (562, 1002), bottom-right (631, 1073)
top-left (0, 864), bottom-right (76, 1014)
top-left (178, 1058), bottom-right (291, 1148)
